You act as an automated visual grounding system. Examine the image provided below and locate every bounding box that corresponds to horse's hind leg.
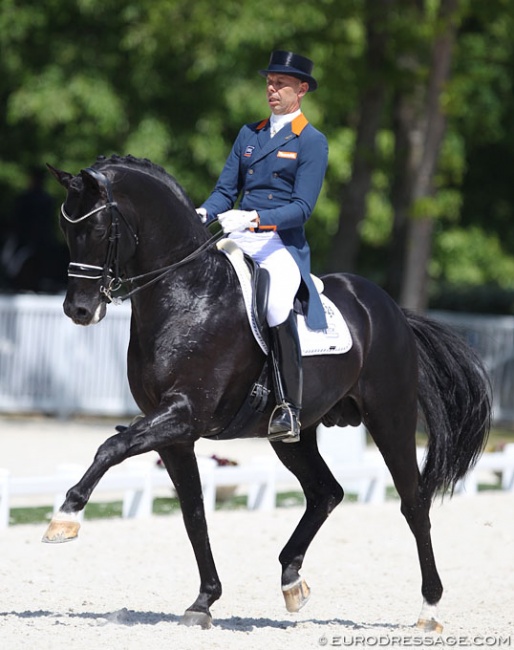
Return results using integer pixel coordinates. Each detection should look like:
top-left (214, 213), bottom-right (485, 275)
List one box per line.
top-left (271, 425), bottom-right (344, 613)
top-left (366, 408), bottom-right (444, 633)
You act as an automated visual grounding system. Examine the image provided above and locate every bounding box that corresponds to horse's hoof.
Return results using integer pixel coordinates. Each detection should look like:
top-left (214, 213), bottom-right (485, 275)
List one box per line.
top-left (417, 599), bottom-right (443, 633)
top-left (416, 618), bottom-right (443, 634)
top-left (282, 577), bottom-right (311, 612)
top-left (181, 609), bottom-right (212, 629)
top-left (41, 519), bottom-right (81, 544)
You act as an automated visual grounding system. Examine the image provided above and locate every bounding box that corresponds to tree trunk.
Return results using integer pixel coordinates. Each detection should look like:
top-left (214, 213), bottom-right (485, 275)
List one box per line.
top-left (327, 0), bottom-right (393, 273)
top-left (385, 89), bottom-right (422, 300)
top-left (393, 0), bottom-right (459, 310)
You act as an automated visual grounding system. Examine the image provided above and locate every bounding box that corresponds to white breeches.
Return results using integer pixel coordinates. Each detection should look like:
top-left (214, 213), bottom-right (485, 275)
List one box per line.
top-left (229, 231), bottom-right (301, 327)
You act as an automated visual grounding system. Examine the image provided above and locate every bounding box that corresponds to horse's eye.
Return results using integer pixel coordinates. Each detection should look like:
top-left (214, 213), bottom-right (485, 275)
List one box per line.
top-left (92, 225), bottom-right (108, 239)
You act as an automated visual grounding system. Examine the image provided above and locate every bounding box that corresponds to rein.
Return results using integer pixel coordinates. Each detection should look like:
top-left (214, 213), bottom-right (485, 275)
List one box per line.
top-left (62, 168), bottom-right (223, 304)
top-left (115, 232), bottom-right (223, 303)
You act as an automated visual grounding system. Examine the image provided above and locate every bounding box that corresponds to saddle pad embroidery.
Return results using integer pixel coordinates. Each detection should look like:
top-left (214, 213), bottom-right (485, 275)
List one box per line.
top-left (217, 239), bottom-right (352, 356)
top-left (297, 295), bottom-right (352, 356)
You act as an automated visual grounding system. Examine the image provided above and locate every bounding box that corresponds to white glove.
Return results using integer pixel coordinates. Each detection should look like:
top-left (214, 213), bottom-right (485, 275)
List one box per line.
top-left (217, 209), bottom-right (259, 234)
top-left (196, 207), bottom-right (208, 224)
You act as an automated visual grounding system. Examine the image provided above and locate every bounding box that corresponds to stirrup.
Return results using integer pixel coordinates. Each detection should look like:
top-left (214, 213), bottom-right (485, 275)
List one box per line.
top-left (267, 403), bottom-right (301, 443)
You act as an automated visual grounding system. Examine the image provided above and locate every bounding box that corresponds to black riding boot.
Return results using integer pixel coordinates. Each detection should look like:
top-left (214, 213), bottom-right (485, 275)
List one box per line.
top-left (268, 311), bottom-right (302, 443)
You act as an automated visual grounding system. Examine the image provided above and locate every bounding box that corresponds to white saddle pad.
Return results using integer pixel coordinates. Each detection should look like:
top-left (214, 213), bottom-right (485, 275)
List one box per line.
top-left (297, 294), bottom-right (352, 356)
top-left (217, 238), bottom-right (352, 356)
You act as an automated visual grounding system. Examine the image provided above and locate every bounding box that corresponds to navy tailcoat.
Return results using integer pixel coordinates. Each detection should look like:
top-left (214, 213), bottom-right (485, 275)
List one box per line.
top-left (202, 113), bottom-right (328, 330)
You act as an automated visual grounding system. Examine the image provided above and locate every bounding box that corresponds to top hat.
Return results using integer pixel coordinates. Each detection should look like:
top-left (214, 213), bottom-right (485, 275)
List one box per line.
top-left (259, 50), bottom-right (318, 92)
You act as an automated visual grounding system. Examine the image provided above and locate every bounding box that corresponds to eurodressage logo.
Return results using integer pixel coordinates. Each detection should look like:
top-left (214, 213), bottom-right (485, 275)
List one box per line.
top-left (317, 635), bottom-right (512, 647)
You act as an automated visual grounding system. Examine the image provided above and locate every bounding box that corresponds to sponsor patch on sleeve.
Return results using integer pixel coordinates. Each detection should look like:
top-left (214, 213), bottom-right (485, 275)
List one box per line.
top-left (277, 151), bottom-right (298, 159)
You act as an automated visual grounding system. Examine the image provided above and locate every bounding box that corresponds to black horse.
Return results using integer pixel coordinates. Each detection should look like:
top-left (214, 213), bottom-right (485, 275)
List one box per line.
top-left (44, 155), bottom-right (490, 632)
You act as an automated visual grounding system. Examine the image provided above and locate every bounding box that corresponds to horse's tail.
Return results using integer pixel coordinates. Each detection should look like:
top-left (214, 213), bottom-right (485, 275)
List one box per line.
top-left (404, 309), bottom-right (492, 499)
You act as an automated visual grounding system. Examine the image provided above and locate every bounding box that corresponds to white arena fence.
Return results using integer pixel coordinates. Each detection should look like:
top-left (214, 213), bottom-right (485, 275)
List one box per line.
top-left (0, 426), bottom-right (391, 529)
top-left (0, 295), bottom-right (513, 422)
top-left (0, 294), bottom-right (137, 416)
top-left (0, 432), bottom-right (512, 529)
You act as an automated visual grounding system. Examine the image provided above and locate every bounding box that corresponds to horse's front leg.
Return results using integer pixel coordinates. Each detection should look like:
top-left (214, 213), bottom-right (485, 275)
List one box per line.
top-left (158, 444), bottom-right (221, 629)
top-left (42, 397), bottom-right (193, 543)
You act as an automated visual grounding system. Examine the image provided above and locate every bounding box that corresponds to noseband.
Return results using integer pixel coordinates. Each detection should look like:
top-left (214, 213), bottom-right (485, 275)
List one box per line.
top-left (62, 167), bottom-right (222, 304)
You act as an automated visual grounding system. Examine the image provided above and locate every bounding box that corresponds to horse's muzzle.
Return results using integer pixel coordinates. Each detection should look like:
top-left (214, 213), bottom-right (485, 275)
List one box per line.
top-left (63, 293), bottom-right (107, 326)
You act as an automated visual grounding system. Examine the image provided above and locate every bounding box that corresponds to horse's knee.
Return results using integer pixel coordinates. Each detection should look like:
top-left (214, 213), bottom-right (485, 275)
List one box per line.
top-left (94, 434), bottom-right (129, 467)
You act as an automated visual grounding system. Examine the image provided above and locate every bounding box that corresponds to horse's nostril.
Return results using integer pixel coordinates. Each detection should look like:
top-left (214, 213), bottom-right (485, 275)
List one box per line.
top-left (71, 307), bottom-right (92, 325)
top-left (63, 299), bottom-right (91, 325)
top-left (63, 296), bottom-right (106, 325)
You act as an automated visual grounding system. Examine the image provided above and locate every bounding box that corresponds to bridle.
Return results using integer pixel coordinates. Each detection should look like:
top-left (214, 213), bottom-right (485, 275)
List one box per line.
top-left (61, 167), bottom-right (138, 302)
top-left (61, 167), bottom-right (222, 304)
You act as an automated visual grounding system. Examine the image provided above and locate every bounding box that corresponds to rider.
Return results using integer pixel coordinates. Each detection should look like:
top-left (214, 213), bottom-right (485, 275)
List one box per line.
top-left (197, 51), bottom-right (329, 443)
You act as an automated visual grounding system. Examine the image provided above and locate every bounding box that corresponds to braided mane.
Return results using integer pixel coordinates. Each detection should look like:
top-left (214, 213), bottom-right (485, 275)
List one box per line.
top-left (93, 154), bottom-right (194, 208)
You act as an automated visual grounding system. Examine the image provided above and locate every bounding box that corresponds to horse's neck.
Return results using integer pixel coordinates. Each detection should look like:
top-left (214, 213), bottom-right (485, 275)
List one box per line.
top-left (118, 176), bottom-right (209, 272)
top-left (127, 247), bottom-right (224, 331)
top-left (138, 214), bottom-right (206, 264)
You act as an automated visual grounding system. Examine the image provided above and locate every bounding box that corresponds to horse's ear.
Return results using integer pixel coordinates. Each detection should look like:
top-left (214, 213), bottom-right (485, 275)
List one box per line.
top-left (80, 168), bottom-right (108, 200)
top-left (46, 163), bottom-right (73, 189)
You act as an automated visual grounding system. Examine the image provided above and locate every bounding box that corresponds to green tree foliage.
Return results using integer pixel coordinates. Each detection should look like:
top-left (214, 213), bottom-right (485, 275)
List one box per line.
top-left (449, 0), bottom-right (514, 297)
top-left (1, 0), bottom-right (513, 310)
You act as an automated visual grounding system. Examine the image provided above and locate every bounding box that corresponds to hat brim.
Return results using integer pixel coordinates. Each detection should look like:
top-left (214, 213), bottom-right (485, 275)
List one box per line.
top-left (259, 67), bottom-right (318, 92)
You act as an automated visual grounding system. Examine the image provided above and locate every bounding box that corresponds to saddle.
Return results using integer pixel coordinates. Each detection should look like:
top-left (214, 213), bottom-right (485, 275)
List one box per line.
top-left (216, 238), bottom-right (270, 352)
top-left (209, 239), bottom-right (353, 440)
top-left (216, 238), bottom-right (351, 358)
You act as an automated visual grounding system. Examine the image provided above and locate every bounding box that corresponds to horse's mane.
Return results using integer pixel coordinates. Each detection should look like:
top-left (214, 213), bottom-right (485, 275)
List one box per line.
top-left (93, 154), bottom-right (195, 209)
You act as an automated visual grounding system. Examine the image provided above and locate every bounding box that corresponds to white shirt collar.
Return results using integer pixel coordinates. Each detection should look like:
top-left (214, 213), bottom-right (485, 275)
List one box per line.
top-left (269, 109), bottom-right (302, 137)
